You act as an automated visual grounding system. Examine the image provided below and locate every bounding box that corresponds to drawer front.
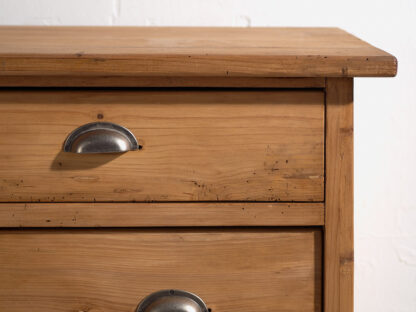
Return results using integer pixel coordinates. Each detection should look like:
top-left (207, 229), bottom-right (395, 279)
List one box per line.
top-left (0, 229), bottom-right (322, 312)
top-left (0, 89), bottom-right (324, 202)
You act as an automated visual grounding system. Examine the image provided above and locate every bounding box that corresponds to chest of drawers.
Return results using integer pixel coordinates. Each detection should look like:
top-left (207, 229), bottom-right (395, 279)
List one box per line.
top-left (0, 27), bottom-right (396, 312)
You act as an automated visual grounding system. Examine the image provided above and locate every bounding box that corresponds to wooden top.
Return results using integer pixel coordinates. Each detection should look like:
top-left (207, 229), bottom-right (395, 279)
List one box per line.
top-left (0, 26), bottom-right (397, 78)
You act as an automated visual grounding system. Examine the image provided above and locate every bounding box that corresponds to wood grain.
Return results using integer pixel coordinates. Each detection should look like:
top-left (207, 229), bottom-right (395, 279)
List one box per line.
top-left (324, 78), bottom-right (354, 312)
top-left (0, 89), bottom-right (324, 202)
top-left (0, 76), bottom-right (325, 88)
top-left (0, 27), bottom-right (397, 78)
top-left (0, 202), bottom-right (324, 227)
top-left (0, 228), bottom-right (322, 312)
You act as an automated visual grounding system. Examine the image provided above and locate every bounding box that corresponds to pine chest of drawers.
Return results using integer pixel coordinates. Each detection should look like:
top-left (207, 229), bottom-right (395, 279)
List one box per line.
top-left (0, 27), bottom-right (396, 312)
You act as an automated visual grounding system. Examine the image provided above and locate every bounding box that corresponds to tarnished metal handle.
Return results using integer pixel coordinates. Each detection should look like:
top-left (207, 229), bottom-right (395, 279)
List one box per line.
top-left (136, 290), bottom-right (208, 312)
top-left (63, 122), bottom-right (141, 154)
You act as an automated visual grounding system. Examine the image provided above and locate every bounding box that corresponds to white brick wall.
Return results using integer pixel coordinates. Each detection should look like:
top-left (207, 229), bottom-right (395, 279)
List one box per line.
top-left (1, 0), bottom-right (415, 310)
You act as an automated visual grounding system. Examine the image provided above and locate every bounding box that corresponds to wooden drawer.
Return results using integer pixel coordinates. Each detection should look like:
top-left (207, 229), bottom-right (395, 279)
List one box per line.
top-left (0, 89), bottom-right (324, 202)
top-left (0, 228), bottom-right (322, 312)
top-left (0, 25), bottom-right (396, 312)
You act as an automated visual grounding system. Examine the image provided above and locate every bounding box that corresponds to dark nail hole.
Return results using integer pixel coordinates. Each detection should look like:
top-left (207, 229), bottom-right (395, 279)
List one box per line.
top-left (138, 145), bottom-right (143, 150)
top-left (97, 113), bottom-right (104, 119)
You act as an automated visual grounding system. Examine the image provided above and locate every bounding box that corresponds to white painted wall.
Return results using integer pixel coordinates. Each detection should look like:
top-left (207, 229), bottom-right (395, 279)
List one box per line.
top-left (0, 0), bottom-right (415, 310)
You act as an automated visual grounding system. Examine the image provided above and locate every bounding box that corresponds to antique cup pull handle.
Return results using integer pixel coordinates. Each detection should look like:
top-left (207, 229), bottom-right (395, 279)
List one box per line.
top-left (63, 122), bottom-right (140, 154)
top-left (136, 290), bottom-right (208, 312)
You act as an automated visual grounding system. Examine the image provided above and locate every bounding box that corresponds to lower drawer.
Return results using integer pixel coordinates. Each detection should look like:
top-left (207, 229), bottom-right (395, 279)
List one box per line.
top-left (0, 228), bottom-right (321, 312)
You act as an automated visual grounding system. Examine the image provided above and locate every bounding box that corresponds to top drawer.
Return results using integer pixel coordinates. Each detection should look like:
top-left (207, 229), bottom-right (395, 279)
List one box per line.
top-left (0, 89), bottom-right (324, 202)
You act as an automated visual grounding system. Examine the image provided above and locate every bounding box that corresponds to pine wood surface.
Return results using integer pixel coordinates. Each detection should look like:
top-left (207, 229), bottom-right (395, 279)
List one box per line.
top-left (0, 228), bottom-right (322, 312)
top-left (0, 27), bottom-right (397, 78)
top-left (0, 89), bottom-right (324, 202)
top-left (0, 76), bottom-right (326, 88)
top-left (0, 202), bottom-right (324, 227)
top-left (324, 78), bottom-right (354, 312)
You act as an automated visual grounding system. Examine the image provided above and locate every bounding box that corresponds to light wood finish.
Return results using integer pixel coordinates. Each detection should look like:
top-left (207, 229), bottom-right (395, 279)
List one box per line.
top-left (0, 202), bottom-right (324, 227)
top-left (0, 26), bottom-right (396, 312)
top-left (0, 27), bottom-right (396, 78)
top-left (0, 228), bottom-right (322, 312)
top-left (0, 89), bottom-right (324, 202)
top-left (324, 78), bottom-right (354, 312)
top-left (0, 76), bottom-right (326, 88)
